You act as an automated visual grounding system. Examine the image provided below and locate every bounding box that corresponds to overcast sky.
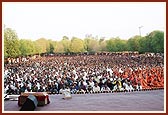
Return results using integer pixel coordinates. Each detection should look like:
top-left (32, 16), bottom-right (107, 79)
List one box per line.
top-left (3, 2), bottom-right (165, 41)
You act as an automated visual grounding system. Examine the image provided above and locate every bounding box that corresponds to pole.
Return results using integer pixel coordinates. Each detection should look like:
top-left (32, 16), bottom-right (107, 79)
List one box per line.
top-left (139, 26), bottom-right (143, 36)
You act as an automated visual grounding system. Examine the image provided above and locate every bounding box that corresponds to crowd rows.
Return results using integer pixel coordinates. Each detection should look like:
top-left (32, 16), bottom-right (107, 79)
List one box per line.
top-left (4, 53), bottom-right (164, 95)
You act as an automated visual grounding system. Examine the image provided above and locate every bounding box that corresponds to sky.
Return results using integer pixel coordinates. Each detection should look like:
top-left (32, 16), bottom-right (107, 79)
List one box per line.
top-left (2, 2), bottom-right (166, 41)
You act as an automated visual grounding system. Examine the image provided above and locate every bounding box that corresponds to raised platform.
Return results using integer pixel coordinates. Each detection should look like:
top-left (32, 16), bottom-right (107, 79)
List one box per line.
top-left (3, 89), bottom-right (164, 112)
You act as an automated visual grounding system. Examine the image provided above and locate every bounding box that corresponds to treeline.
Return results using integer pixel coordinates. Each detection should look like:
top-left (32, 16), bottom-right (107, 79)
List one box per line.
top-left (4, 27), bottom-right (164, 58)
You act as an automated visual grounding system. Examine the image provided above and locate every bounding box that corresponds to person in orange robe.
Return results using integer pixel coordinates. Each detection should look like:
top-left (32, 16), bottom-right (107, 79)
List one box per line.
top-left (146, 74), bottom-right (152, 87)
top-left (157, 72), bottom-right (164, 88)
top-left (139, 72), bottom-right (150, 89)
top-left (151, 75), bottom-right (163, 88)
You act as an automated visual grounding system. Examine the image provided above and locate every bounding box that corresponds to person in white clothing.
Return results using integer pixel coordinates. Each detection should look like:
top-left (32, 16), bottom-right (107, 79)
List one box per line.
top-left (123, 82), bottom-right (134, 91)
top-left (60, 85), bottom-right (72, 99)
top-left (136, 82), bottom-right (142, 91)
top-left (93, 83), bottom-right (100, 92)
top-left (101, 84), bottom-right (111, 92)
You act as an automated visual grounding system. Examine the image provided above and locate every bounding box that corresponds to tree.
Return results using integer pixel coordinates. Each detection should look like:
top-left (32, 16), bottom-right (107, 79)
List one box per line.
top-left (139, 36), bottom-right (147, 53)
top-left (106, 37), bottom-right (127, 52)
top-left (127, 35), bottom-right (141, 51)
top-left (35, 38), bottom-right (49, 54)
top-left (88, 38), bottom-right (100, 52)
top-left (84, 37), bottom-right (100, 52)
top-left (55, 41), bottom-right (64, 53)
top-left (45, 39), bottom-right (54, 54)
top-left (84, 37), bottom-right (90, 52)
top-left (69, 37), bottom-right (85, 53)
top-left (106, 38), bottom-right (116, 52)
top-left (4, 28), bottom-right (20, 58)
top-left (19, 39), bottom-right (36, 56)
top-left (99, 38), bottom-right (107, 51)
top-left (139, 30), bottom-right (164, 53)
top-left (149, 30), bottom-right (164, 53)
top-left (61, 36), bottom-right (70, 53)
top-left (34, 41), bottom-right (42, 55)
top-left (114, 38), bottom-right (127, 52)
top-left (4, 26), bottom-right (164, 57)
top-left (48, 43), bottom-right (54, 54)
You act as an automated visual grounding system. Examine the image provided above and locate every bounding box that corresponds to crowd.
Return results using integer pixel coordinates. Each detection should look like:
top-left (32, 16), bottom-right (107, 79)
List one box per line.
top-left (4, 52), bottom-right (164, 95)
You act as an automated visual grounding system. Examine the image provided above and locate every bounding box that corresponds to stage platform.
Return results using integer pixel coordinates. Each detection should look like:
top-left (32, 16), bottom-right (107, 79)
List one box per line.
top-left (3, 89), bottom-right (164, 112)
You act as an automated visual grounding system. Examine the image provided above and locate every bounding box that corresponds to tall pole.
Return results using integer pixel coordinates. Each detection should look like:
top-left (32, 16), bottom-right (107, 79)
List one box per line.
top-left (139, 26), bottom-right (143, 36)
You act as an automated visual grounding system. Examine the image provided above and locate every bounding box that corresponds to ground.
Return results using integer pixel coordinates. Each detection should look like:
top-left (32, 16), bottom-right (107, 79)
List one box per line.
top-left (3, 89), bottom-right (164, 112)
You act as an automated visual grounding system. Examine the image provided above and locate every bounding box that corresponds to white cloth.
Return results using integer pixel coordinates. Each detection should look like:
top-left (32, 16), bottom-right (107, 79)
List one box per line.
top-left (123, 83), bottom-right (134, 91)
top-left (101, 86), bottom-right (111, 91)
top-left (93, 86), bottom-right (100, 92)
top-left (136, 85), bottom-right (142, 90)
top-left (60, 88), bottom-right (72, 98)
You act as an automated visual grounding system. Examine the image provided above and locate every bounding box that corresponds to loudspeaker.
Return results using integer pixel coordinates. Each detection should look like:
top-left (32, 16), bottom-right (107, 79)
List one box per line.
top-left (20, 95), bottom-right (38, 111)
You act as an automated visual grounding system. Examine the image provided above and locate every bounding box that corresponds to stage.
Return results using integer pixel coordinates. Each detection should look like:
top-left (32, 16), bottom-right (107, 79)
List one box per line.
top-left (3, 89), bottom-right (164, 112)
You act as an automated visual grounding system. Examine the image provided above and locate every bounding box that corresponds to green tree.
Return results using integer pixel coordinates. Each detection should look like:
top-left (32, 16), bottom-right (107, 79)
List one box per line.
top-left (55, 41), bottom-right (64, 53)
top-left (34, 41), bottom-right (42, 55)
top-left (114, 38), bottom-right (127, 52)
top-left (4, 28), bottom-right (20, 58)
top-left (84, 37), bottom-right (100, 52)
top-left (35, 38), bottom-right (49, 54)
top-left (69, 37), bottom-right (85, 53)
top-left (139, 36), bottom-right (147, 53)
top-left (84, 37), bottom-right (90, 52)
top-left (19, 39), bottom-right (36, 56)
top-left (127, 35), bottom-right (141, 51)
top-left (48, 43), bottom-right (54, 54)
top-left (149, 30), bottom-right (164, 53)
top-left (99, 38), bottom-right (107, 51)
top-left (106, 38), bottom-right (116, 52)
top-left (61, 36), bottom-right (70, 53)
top-left (106, 37), bottom-right (127, 52)
top-left (139, 30), bottom-right (164, 53)
top-left (88, 38), bottom-right (100, 52)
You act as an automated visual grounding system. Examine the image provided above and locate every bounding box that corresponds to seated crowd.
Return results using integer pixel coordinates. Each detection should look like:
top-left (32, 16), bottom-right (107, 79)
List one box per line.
top-left (4, 52), bottom-right (164, 95)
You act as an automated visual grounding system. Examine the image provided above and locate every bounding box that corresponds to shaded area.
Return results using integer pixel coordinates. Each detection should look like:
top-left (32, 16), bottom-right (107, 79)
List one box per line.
top-left (4, 89), bottom-right (164, 111)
